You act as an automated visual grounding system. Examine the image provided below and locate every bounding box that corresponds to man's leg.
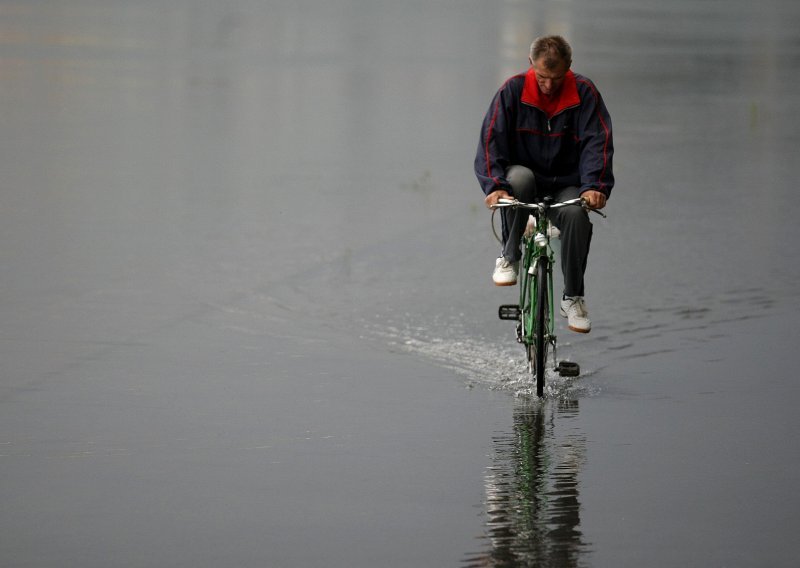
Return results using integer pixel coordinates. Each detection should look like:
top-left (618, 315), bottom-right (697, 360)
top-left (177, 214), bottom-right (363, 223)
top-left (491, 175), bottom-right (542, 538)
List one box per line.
top-left (548, 186), bottom-right (593, 297)
top-left (501, 165), bottom-right (538, 262)
top-left (550, 187), bottom-right (592, 296)
top-left (547, 186), bottom-right (594, 333)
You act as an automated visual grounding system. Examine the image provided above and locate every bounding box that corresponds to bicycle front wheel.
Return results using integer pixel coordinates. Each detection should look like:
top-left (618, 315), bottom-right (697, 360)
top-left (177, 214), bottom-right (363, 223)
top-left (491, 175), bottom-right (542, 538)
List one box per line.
top-left (534, 256), bottom-right (550, 397)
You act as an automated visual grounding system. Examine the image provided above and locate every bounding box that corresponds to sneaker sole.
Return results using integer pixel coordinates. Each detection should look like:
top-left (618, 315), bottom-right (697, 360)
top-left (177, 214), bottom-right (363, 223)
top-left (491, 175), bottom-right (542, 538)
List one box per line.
top-left (494, 281), bottom-right (517, 286)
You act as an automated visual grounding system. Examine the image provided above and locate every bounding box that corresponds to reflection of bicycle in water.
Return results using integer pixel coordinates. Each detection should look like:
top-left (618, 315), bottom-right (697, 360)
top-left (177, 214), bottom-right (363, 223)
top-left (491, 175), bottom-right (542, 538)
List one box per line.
top-left (464, 401), bottom-right (588, 567)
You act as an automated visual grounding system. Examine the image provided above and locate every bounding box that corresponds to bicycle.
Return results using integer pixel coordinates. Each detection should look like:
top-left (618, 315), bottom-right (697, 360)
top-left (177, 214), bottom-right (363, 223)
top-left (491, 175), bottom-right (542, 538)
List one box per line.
top-left (491, 196), bottom-right (606, 397)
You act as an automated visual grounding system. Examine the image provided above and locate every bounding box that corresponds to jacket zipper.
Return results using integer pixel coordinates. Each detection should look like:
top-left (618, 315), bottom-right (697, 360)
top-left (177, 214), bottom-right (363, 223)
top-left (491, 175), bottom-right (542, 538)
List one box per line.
top-left (523, 101), bottom-right (580, 133)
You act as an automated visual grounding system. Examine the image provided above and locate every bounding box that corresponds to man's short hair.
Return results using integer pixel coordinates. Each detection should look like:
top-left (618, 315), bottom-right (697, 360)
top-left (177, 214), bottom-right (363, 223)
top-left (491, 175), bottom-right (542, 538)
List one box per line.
top-left (530, 35), bottom-right (573, 69)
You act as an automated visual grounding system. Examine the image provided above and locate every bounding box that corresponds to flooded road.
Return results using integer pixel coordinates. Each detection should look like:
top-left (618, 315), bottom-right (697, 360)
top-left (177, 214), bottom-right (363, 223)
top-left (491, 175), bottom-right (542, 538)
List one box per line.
top-left (1, 0), bottom-right (799, 566)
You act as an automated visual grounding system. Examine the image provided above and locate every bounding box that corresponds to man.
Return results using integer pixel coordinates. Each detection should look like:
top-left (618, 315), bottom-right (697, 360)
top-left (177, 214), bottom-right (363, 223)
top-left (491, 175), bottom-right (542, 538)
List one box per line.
top-left (474, 35), bottom-right (613, 333)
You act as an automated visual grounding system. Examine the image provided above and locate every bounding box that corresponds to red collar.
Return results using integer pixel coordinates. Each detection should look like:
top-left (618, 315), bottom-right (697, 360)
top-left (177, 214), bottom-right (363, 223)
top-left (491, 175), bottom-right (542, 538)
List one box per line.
top-left (521, 68), bottom-right (580, 117)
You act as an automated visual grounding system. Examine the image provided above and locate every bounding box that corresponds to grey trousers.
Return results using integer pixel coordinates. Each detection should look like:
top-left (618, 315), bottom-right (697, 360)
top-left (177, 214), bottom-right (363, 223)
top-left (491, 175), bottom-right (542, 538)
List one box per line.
top-left (501, 165), bottom-right (593, 297)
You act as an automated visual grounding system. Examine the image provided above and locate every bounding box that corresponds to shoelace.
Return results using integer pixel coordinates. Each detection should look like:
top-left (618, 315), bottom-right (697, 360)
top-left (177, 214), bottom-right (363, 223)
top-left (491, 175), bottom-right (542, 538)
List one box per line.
top-left (565, 297), bottom-right (587, 316)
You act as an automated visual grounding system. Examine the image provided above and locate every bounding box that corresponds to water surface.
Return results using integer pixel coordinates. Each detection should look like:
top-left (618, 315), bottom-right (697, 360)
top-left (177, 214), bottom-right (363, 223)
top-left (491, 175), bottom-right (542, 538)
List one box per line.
top-left (1, 1), bottom-right (799, 566)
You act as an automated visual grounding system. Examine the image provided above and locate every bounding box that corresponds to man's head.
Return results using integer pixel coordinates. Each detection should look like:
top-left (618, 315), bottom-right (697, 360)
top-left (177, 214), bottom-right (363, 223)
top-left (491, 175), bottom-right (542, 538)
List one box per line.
top-left (528, 35), bottom-right (572, 97)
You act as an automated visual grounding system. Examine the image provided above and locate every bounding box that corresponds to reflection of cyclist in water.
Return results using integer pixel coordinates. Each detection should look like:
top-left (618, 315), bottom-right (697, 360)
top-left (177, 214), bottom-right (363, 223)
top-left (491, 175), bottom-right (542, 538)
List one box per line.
top-left (475, 35), bottom-right (614, 334)
top-left (465, 400), bottom-right (587, 567)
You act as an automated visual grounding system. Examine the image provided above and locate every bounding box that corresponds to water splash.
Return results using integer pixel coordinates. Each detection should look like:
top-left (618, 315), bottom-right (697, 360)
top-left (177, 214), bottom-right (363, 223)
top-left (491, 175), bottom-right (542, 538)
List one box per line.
top-left (374, 320), bottom-right (599, 399)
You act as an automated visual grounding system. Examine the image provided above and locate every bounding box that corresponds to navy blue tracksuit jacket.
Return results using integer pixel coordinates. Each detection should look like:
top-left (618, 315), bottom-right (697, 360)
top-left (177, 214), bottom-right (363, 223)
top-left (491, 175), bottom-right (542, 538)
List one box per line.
top-left (475, 67), bottom-right (614, 197)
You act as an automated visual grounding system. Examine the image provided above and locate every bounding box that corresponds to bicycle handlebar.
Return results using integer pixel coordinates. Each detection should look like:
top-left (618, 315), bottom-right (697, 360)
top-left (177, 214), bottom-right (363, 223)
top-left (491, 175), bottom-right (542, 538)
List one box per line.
top-left (491, 196), bottom-right (607, 218)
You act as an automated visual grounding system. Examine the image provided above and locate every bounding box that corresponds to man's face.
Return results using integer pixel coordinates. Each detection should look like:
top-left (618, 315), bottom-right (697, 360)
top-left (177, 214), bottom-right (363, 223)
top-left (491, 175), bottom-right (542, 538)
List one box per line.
top-left (531, 56), bottom-right (569, 97)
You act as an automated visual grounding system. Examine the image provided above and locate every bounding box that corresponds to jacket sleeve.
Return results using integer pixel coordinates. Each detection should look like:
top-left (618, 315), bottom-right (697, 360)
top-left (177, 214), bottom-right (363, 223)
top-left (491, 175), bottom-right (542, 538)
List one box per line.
top-left (576, 79), bottom-right (614, 197)
top-left (474, 82), bottom-right (516, 196)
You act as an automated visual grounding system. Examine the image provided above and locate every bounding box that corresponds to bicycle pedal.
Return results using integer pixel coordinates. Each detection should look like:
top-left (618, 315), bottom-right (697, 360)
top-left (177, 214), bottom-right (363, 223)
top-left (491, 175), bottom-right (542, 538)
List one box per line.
top-left (556, 361), bottom-right (580, 377)
top-left (498, 304), bottom-right (521, 321)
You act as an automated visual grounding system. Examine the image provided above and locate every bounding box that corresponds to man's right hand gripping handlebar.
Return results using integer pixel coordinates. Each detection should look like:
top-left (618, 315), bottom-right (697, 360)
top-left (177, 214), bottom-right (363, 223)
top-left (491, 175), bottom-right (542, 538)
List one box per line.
top-left (484, 189), bottom-right (514, 209)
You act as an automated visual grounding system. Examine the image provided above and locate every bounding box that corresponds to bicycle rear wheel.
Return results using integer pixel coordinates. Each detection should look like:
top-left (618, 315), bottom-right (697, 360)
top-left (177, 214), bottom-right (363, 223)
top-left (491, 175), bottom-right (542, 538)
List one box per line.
top-left (534, 256), bottom-right (550, 397)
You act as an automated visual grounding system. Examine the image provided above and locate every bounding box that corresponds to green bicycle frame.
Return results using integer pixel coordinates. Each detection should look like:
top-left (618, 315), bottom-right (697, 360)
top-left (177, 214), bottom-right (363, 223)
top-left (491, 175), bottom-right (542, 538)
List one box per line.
top-left (518, 214), bottom-right (556, 362)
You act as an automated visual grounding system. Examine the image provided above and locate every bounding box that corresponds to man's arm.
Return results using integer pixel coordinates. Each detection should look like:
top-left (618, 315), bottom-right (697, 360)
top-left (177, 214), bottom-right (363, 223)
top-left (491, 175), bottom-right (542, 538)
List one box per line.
top-left (474, 78), bottom-right (519, 198)
top-left (575, 77), bottom-right (614, 200)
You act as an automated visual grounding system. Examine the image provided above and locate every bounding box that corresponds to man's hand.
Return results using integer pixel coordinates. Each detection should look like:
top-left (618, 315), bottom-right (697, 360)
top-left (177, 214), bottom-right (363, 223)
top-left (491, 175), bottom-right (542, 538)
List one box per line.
top-left (581, 190), bottom-right (607, 210)
top-left (485, 189), bottom-right (513, 209)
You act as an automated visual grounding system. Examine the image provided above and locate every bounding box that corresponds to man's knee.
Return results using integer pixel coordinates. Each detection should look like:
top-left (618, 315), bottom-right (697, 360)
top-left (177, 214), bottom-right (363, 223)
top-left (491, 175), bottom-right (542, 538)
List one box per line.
top-left (556, 204), bottom-right (591, 230)
top-left (507, 165), bottom-right (536, 201)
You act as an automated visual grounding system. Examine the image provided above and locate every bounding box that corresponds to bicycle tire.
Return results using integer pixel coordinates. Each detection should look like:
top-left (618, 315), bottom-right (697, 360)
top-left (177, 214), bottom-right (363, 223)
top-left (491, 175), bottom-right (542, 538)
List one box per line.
top-left (534, 256), bottom-right (550, 397)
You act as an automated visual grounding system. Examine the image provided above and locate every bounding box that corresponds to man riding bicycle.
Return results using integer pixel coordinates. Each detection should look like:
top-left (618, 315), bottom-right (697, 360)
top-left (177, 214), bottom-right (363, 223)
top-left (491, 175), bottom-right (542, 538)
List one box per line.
top-left (474, 35), bottom-right (614, 333)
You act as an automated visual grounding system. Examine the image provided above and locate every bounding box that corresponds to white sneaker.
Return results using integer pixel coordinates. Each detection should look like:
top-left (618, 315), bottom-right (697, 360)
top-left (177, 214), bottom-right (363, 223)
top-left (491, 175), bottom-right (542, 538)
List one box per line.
top-left (492, 257), bottom-right (518, 286)
top-left (560, 296), bottom-right (591, 333)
